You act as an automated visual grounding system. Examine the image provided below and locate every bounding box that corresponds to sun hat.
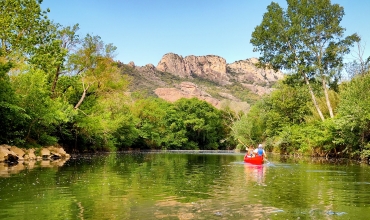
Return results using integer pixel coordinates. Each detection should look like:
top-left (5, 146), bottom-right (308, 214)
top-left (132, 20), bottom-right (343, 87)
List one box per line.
top-left (258, 144), bottom-right (263, 148)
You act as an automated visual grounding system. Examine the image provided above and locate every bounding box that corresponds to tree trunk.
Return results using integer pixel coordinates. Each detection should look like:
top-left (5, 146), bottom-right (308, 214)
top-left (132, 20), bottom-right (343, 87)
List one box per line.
top-left (322, 78), bottom-right (334, 118)
top-left (51, 64), bottom-right (60, 97)
top-left (25, 118), bottom-right (38, 141)
top-left (303, 73), bottom-right (325, 121)
top-left (74, 83), bottom-right (90, 110)
top-left (74, 89), bottom-right (86, 110)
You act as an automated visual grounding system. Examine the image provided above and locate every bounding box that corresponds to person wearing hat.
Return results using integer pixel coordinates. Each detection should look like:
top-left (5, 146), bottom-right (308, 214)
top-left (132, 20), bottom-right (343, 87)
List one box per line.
top-left (253, 144), bottom-right (267, 158)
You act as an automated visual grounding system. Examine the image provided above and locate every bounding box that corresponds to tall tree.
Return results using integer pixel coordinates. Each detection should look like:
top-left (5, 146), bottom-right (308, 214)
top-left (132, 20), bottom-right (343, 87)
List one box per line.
top-left (67, 34), bottom-right (118, 110)
top-left (250, 0), bottom-right (359, 121)
top-left (30, 24), bottom-right (80, 97)
top-left (55, 34), bottom-right (131, 150)
top-left (0, 0), bottom-right (51, 62)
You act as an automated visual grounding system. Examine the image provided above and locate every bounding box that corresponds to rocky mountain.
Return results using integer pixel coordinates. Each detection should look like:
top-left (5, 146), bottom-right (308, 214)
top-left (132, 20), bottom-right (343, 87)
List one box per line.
top-left (157, 53), bottom-right (229, 85)
top-left (121, 53), bottom-right (284, 113)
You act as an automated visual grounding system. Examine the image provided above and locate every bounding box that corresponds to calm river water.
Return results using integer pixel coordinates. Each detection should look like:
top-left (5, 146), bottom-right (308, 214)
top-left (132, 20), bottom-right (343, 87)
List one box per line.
top-left (0, 151), bottom-right (369, 219)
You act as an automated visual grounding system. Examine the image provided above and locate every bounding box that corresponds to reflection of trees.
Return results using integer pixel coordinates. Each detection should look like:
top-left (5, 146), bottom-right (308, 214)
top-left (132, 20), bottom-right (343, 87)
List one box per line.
top-left (109, 153), bottom-right (236, 202)
top-left (0, 152), bottom-right (235, 219)
top-left (0, 153), bottom-right (367, 219)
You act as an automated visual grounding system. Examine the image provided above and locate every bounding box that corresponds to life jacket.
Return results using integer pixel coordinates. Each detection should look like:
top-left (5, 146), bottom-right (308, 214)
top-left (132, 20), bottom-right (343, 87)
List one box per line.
top-left (257, 148), bottom-right (263, 156)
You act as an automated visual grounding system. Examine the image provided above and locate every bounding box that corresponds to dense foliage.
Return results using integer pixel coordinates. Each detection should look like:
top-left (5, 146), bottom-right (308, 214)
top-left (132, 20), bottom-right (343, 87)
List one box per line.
top-left (250, 0), bottom-right (359, 121)
top-left (232, 0), bottom-right (370, 159)
top-left (1, 0), bottom-right (370, 160)
top-left (0, 0), bottom-right (232, 151)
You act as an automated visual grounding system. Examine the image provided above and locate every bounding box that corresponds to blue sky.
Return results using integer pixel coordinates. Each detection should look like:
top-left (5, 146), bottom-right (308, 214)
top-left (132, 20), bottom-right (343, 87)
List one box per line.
top-left (42, 0), bottom-right (370, 67)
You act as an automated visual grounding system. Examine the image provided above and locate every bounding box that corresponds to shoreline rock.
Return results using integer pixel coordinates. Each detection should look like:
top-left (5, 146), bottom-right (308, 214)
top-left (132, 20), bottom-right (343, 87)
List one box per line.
top-left (0, 144), bottom-right (70, 163)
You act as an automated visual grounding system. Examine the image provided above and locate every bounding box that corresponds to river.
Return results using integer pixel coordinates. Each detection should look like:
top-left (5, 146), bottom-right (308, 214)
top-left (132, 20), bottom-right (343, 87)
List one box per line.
top-left (0, 151), bottom-right (369, 219)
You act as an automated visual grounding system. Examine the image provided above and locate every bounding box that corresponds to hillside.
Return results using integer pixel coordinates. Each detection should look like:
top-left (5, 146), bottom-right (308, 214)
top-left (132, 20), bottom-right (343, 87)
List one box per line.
top-left (119, 53), bottom-right (284, 113)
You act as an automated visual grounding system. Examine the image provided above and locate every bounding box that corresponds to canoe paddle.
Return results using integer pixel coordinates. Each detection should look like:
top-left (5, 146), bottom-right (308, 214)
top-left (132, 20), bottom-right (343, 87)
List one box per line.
top-left (264, 158), bottom-right (271, 164)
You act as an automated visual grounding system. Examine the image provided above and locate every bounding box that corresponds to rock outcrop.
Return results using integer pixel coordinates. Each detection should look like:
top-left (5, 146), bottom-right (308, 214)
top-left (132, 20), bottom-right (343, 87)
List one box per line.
top-left (154, 82), bottom-right (217, 104)
top-left (24, 149), bottom-right (36, 160)
top-left (228, 58), bottom-right (280, 80)
top-left (154, 82), bottom-right (250, 112)
top-left (0, 145), bottom-right (18, 162)
top-left (156, 53), bottom-right (283, 87)
top-left (157, 53), bottom-right (229, 85)
top-left (0, 146), bottom-right (70, 177)
top-left (157, 53), bottom-right (188, 77)
top-left (124, 53), bottom-right (285, 113)
top-left (0, 144), bottom-right (70, 163)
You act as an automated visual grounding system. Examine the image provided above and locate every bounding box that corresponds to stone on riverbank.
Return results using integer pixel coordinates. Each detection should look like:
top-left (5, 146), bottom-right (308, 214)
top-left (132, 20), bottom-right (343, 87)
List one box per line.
top-left (10, 146), bottom-right (25, 161)
top-left (25, 149), bottom-right (36, 160)
top-left (46, 146), bottom-right (71, 159)
top-left (0, 144), bottom-right (70, 163)
top-left (0, 145), bottom-right (18, 162)
top-left (41, 148), bottom-right (50, 157)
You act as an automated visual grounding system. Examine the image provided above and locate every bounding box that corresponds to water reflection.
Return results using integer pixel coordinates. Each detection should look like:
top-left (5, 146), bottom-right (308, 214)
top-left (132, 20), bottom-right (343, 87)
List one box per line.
top-left (0, 152), bottom-right (369, 219)
top-left (244, 163), bottom-right (266, 185)
top-left (0, 158), bottom-right (70, 177)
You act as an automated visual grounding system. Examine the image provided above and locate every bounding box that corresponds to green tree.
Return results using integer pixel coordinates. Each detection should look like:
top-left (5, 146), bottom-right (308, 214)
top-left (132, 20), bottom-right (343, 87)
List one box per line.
top-left (335, 74), bottom-right (370, 158)
top-left (67, 34), bottom-right (119, 110)
top-left (250, 0), bottom-right (359, 121)
top-left (128, 98), bottom-right (170, 149)
top-left (165, 98), bottom-right (226, 150)
top-left (231, 107), bottom-right (265, 150)
top-left (0, 58), bottom-right (28, 144)
top-left (53, 71), bottom-right (130, 151)
top-left (50, 24), bottom-right (80, 96)
top-left (0, 0), bottom-right (51, 62)
top-left (11, 67), bottom-right (75, 146)
top-left (29, 23), bottom-right (80, 97)
top-left (51, 34), bottom-right (131, 151)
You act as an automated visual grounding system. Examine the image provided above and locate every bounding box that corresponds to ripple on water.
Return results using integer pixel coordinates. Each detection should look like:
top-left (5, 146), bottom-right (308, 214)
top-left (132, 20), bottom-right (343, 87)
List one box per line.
top-left (306, 170), bottom-right (347, 174)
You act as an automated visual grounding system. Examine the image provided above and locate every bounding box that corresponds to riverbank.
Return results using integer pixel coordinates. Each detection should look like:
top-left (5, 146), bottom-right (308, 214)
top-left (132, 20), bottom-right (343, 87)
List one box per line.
top-left (0, 144), bottom-right (70, 163)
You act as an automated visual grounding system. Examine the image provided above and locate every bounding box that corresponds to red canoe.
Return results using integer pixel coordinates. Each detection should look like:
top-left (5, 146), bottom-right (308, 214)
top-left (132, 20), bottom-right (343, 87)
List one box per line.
top-left (244, 155), bottom-right (264, 165)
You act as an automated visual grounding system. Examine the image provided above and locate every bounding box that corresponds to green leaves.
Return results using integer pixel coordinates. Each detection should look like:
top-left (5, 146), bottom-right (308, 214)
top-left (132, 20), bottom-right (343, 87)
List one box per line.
top-left (0, 0), bottom-right (238, 152)
top-left (11, 67), bottom-right (76, 145)
top-left (0, 59), bottom-right (27, 144)
top-left (170, 98), bottom-right (226, 150)
top-left (251, 0), bottom-right (359, 122)
top-left (333, 74), bottom-right (370, 156)
top-left (252, 0), bottom-right (358, 75)
top-left (129, 98), bottom-right (228, 150)
top-left (0, 0), bottom-right (52, 61)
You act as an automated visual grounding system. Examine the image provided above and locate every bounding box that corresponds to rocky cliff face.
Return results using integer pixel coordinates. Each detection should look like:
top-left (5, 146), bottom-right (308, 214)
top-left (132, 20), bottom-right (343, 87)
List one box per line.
top-left (124, 53), bottom-right (284, 112)
top-left (154, 82), bottom-right (218, 105)
top-left (156, 53), bottom-right (188, 77)
top-left (156, 53), bottom-right (283, 87)
top-left (227, 58), bottom-right (281, 84)
top-left (154, 82), bottom-right (250, 112)
top-left (157, 53), bottom-right (229, 85)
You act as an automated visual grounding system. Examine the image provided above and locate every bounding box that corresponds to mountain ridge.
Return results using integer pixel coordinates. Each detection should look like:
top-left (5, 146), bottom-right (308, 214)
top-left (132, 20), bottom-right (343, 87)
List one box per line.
top-left (120, 53), bottom-right (284, 113)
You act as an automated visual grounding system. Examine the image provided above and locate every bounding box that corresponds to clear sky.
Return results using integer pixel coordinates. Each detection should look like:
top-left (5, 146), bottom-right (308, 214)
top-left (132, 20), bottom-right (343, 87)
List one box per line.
top-left (41, 0), bottom-right (370, 67)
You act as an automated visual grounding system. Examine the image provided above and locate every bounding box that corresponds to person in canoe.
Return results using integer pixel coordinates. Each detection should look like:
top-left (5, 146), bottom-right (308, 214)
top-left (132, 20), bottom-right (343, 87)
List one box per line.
top-left (245, 145), bottom-right (255, 158)
top-left (253, 144), bottom-right (267, 158)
